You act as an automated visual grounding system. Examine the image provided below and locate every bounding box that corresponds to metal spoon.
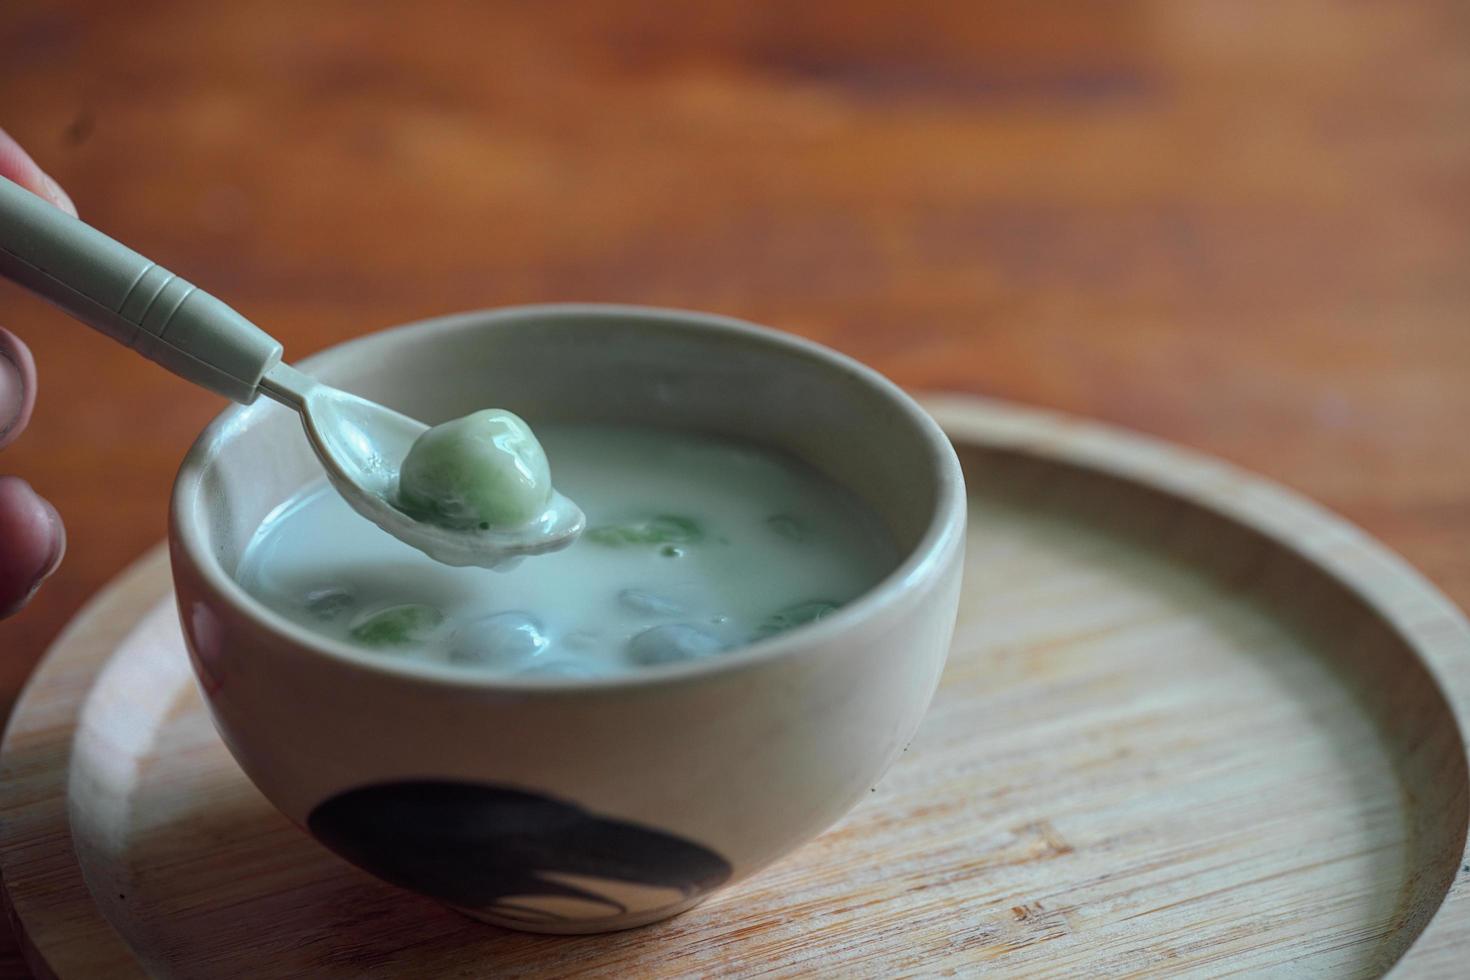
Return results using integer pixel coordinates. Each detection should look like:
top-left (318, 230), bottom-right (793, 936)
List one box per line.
top-left (0, 177), bottom-right (583, 568)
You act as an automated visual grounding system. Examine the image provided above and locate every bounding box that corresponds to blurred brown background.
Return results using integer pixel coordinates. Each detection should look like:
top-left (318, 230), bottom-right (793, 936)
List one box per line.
top-left (1, 0), bottom-right (1468, 970)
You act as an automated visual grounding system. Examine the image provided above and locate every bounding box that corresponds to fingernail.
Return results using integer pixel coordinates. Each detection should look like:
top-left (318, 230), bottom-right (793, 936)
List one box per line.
top-left (0, 477), bottom-right (65, 618)
top-left (0, 355), bottom-right (28, 449)
top-left (38, 494), bottom-right (65, 581)
top-left (0, 328), bottom-right (36, 451)
top-left (40, 173), bottom-right (77, 218)
top-left (11, 500), bottom-right (67, 616)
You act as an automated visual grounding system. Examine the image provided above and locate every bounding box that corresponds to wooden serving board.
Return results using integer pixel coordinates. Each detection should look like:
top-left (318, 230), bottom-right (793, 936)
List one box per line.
top-left (3, 395), bottom-right (1469, 978)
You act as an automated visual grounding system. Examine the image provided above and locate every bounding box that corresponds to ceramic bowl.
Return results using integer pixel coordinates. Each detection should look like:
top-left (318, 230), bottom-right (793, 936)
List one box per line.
top-left (169, 304), bottom-right (966, 933)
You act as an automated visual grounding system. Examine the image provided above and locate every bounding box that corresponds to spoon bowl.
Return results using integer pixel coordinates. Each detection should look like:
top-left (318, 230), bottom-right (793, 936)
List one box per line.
top-left (260, 363), bottom-right (584, 569)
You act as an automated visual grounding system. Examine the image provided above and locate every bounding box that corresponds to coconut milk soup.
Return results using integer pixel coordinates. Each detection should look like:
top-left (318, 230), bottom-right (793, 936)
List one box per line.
top-left (237, 424), bottom-right (897, 678)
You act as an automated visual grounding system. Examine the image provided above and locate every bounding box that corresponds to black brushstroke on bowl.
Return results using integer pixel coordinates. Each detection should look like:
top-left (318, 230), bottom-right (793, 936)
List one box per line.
top-left (308, 781), bottom-right (732, 922)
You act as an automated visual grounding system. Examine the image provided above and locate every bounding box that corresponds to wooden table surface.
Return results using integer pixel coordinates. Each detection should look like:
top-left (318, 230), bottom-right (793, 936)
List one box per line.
top-left (1, 1), bottom-right (1467, 974)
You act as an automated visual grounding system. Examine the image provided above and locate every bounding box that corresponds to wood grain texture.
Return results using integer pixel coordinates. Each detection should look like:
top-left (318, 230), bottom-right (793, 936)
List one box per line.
top-left (1, 0), bottom-right (1468, 973)
top-left (2, 398), bottom-right (1468, 977)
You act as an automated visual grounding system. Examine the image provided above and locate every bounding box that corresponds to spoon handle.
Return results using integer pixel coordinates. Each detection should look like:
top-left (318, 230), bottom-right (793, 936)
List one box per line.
top-left (0, 176), bottom-right (283, 403)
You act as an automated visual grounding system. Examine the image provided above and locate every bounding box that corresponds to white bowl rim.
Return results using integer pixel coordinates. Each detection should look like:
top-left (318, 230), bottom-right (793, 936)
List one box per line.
top-left (170, 303), bottom-right (967, 692)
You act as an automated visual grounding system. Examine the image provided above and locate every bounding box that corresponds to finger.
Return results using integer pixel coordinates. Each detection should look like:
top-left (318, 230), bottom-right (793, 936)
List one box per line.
top-left (0, 476), bottom-right (65, 618)
top-left (0, 328), bottom-right (37, 450)
top-left (0, 126), bottom-right (77, 217)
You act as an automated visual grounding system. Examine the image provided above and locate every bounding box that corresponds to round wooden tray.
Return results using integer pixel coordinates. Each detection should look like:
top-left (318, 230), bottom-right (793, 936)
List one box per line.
top-left (3, 395), bottom-right (1469, 978)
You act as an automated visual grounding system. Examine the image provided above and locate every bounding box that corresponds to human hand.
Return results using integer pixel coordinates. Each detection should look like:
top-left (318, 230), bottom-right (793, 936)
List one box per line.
top-left (1, 127), bottom-right (74, 617)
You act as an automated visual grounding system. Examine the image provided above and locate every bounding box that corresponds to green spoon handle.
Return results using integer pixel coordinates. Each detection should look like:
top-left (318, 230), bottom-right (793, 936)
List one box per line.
top-left (0, 176), bottom-right (282, 403)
